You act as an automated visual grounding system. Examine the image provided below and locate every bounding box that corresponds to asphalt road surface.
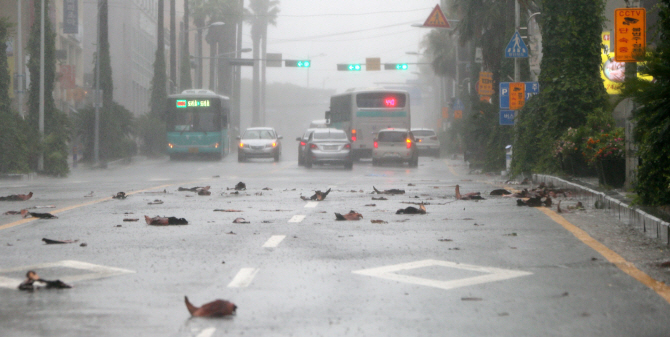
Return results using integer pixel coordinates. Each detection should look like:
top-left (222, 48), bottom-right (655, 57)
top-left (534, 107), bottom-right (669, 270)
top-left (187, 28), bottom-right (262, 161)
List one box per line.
top-left (1, 152), bottom-right (670, 337)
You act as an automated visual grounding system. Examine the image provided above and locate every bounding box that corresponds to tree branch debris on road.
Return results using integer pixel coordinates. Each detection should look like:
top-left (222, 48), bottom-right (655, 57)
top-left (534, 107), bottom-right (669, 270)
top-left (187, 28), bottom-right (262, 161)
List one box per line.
top-left (373, 186), bottom-right (405, 195)
top-left (42, 238), bottom-right (78, 244)
top-left (144, 215), bottom-right (188, 225)
top-left (112, 192), bottom-right (127, 199)
top-left (0, 192), bottom-right (33, 201)
top-left (301, 188), bottom-right (331, 201)
top-left (21, 210), bottom-right (58, 219)
top-left (455, 185), bottom-right (485, 200)
top-left (18, 271), bottom-right (71, 291)
top-left (335, 211), bottom-right (363, 220)
top-left (396, 203), bottom-right (427, 214)
top-left (185, 296), bottom-right (236, 317)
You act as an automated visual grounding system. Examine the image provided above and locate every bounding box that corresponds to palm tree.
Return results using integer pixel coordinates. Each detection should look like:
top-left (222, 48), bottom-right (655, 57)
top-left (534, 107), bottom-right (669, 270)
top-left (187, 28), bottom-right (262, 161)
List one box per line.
top-left (246, 0), bottom-right (280, 126)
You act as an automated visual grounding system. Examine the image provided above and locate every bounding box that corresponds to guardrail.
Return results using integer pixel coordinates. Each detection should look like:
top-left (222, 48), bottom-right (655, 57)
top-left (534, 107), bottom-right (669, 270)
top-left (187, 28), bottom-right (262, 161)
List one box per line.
top-left (534, 174), bottom-right (670, 246)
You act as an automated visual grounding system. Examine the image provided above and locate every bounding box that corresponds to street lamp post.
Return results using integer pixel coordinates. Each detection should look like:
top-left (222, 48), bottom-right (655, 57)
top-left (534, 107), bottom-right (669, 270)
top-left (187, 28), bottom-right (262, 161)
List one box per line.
top-left (190, 22), bottom-right (224, 89)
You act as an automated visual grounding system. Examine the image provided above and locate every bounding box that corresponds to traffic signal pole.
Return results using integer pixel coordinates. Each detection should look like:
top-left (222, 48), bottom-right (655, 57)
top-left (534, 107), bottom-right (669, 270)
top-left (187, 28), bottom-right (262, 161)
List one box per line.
top-left (514, 0), bottom-right (520, 82)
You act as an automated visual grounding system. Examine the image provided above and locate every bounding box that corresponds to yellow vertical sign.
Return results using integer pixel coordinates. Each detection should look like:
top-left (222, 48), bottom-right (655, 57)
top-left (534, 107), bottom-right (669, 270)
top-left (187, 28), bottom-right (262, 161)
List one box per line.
top-left (478, 72), bottom-right (494, 96)
top-left (509, 82), bottom-right (525, 110)
top-left (614, 8), bottom-right (646, 62)
top-left (442, 107), bottom-right (449, 119)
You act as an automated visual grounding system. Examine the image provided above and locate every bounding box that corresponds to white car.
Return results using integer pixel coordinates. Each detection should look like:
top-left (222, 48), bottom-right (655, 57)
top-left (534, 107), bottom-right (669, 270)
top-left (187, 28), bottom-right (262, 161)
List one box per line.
top-left (372, 128), bottom-right (418, 167)
top-left (411, 128), bottom-right (441, 157)
top-left (237, 127), bottom-right (282, 162)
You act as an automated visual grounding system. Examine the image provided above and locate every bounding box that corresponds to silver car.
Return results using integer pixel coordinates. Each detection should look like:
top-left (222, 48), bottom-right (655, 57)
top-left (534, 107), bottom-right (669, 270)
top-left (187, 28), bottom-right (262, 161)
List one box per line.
top-left (237, 127), bottom-right (282, 162)
top-left (303, 128), bottom-right (353, 169)
top-left (372, 128), bottom-right (418, 167)
top-left (411, 128), bottom-right (441, 158)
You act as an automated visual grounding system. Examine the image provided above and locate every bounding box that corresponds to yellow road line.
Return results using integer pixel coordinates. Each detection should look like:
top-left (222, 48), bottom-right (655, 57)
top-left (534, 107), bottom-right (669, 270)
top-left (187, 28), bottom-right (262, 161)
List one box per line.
top-left (444, 160), bottom-right (459, 176)
top-left (538, 206), bottom-right (670, 305)
top-left (0, 183), bottom-right (174, 231)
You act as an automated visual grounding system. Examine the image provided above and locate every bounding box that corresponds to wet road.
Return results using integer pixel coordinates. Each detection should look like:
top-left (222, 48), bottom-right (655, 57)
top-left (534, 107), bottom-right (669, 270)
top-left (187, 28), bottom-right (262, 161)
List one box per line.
top-left (1, 151), bottom-right (670, 336)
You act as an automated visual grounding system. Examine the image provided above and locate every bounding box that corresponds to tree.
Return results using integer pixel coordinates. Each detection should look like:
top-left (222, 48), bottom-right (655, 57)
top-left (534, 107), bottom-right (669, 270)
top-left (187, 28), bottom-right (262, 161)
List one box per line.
top-left (621, 0), bottom-right (670, 205)
top-left (26, 0), bottom-right (69, 176)
top-left (246, 0), bottom-right (279, 126)
top-left (151, 0), bottom-right (168, 120)
top-left (513, 0), bottom-right (609, 175)
top-left (0, 16), bottom-right (29, 173)
top-left (179, 0), bottom-right (192, 91)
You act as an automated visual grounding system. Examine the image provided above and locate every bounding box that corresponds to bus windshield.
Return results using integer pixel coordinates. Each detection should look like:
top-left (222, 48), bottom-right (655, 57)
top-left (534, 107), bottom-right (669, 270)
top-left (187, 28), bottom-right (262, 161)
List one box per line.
top-left (172, 111), bottom-right (220, 132)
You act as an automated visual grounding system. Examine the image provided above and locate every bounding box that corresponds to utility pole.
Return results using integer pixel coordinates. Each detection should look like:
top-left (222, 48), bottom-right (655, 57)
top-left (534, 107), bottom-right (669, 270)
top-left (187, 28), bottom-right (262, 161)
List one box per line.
top-left (16, 0), bottom-right (24, 117)
top-left (38, 0), bottom-right (45, 171)
top-left (170, 0), bottom-right (176, 94)
top-left (514, 0), bottom-right (520, 82)
top-left (94, 0), bottom-right (101, 165)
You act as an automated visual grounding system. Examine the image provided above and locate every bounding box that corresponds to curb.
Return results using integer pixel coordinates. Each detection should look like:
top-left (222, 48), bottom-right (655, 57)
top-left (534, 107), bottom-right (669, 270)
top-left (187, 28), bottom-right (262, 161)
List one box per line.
top-left (0, 173), bottom-right (36, 181)
top-left (534, 174), bottom-right (670, 246)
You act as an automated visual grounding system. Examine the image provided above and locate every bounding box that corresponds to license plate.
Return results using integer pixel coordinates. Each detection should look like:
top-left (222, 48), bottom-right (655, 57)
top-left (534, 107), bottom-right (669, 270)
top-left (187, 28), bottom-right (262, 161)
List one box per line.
top-left (188, 147), bottom-right (199, 153)
top-left (384, 153), bottom-right (400, 157)
top-left (324, 145), bottom-right (338, 150)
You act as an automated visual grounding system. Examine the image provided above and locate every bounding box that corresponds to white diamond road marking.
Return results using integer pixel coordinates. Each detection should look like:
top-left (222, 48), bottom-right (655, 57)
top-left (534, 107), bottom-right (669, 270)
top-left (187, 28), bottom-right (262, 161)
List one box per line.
top-left (304, 201), bottom-right (319, 208)
top-left (352, 259), bottom-right (532, 291)
top-left (288, 215), bottom-right (306, 223)
top-left (196, 327), bottom-right (216, 337)
top-left (0, 260), bottom-right (135, 289)
top-left (262, 235), bottom-right (286, 248)
top-left (227, 268), bottom-right (259, 288)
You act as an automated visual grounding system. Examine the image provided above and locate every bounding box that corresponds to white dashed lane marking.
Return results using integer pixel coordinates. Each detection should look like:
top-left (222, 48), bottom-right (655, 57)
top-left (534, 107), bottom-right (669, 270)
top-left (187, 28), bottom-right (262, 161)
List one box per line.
top-left (227, 268), bottom-right (259, 288)
top-left (262, 235), bottom-right (286, 248)
top-left (288, 215), bottom-right (306, 223)
top-left (304, 201), bottom-right (319, 208)
top-left (196, 327), bottom-right (216, 337)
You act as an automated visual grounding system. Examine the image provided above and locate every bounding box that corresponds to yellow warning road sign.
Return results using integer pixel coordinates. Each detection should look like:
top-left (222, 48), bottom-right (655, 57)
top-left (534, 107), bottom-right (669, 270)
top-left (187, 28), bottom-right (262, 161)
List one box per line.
top-left (423, 5), bottom-right (450, 29)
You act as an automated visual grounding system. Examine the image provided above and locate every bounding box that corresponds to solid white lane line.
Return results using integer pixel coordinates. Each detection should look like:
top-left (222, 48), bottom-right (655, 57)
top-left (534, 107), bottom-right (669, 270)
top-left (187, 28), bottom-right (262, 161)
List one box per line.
top-left (227, 268), bottom-right (259, 288)
top-left (262, 235), bottom-right (286, 248)
top-left (288, 215), bottom-right (306, 223)
top-left (304, 201), bottom-right (319, 208)
top-left (196, 327), bottom-right (216, 337)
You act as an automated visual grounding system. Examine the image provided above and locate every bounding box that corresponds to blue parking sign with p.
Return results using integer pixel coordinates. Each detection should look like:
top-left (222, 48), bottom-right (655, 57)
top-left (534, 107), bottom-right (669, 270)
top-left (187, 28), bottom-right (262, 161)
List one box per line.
top-left (499, 82), bottom-right (510, 109)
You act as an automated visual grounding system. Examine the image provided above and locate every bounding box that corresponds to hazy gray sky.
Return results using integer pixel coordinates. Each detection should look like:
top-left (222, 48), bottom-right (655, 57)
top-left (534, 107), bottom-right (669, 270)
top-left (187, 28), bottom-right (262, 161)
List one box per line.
top-left (239, 0), bottom-right (443, 94)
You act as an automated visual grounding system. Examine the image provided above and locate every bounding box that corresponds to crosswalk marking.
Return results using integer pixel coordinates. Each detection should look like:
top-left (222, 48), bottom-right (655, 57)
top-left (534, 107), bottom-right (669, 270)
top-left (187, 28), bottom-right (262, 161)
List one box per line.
top-left (227, 268), bottom-right (259, 288)
top-left (196, 327), bottom-right (216, 337)
top-left (262, 235), bottom-right (286, 248)
top-left (288, 215), bottom-right (306, 223)
top-left (304, 201), bottom-right (319, 208)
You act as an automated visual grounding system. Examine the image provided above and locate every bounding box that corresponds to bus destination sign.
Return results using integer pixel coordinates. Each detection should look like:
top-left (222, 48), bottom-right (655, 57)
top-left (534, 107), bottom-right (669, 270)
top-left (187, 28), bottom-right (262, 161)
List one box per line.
top-left (176, 99), bottom-right (211, 108)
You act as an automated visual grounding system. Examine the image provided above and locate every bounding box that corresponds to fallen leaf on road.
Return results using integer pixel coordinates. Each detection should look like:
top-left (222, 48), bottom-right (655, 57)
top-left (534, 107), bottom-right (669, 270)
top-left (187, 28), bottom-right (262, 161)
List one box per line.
top-left (21, 210), bottom-right (58, 219)
top-left (233, 182), bottom-right (246, 190)
top-left (503, 233), bottom-right (517, 236)
top-left (233, 218), bottom-right (250, 223)
top-left (179, 186), bottom-right (209, 192)
top-left (370, 219), bottom-right (387, 224)
top-left (396, 203), bottom-right (426, 214)
top-left (148, 200), bottom-right (164, 205)
top-left (3, 210), bottom-right (21, 215)
top-left (185, 296), bottom-right (237, 317)
top-left (365, 204), bottom-right (376, 207)
top-left (226, 231), bottom-right (236, 234)
top-left (112, 192), bottom-right (127, 199)
top-left (303, 188), bottom-right (331, 201)
top-left (438, 238), bottom-right (453, 242)
top-left (262, 187), bottom-right (272, 190)
top-left (455, 185), bottom-right (485, 200)
top-left (373, 186), bottom-right (405, 195)
top-left (0, 192), bottom-right (33, 201)
top-left (372, 197), bottom-right (388, 201)
top-left (334, 211), bottom-right (363, 221)
top-left (214, 209), bottom-right (242, 212)
top-left (144, 215), bottom-right (189, 225)
top-left (123, 218), bottom-right (138, 222)
top-left (407, 183), bottom-right (415, 186)
top-left (461, 297), bottom-right (482, 301)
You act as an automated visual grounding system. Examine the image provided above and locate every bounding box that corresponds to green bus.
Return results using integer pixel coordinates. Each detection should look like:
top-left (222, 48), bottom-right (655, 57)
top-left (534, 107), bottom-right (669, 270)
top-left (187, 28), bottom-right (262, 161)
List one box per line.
top-left (166, 90), bottom-right (231, 160)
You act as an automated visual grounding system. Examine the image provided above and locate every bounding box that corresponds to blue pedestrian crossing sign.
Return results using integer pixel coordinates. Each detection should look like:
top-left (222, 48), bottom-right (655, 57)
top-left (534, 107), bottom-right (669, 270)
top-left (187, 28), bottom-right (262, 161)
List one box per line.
top-left (505, 31), bottom-right (528, 58)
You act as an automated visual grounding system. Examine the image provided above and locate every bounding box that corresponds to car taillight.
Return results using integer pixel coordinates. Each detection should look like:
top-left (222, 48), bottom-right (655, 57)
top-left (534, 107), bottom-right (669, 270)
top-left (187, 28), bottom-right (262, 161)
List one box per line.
top-left (310, 144), bottom-right (318, 149)
top-left (373, 141), bottom-right (378, 149)
top-left (406, 139), bottom-right (412, 149)
top-left (344, 144), bottom-right (351, 149)
top-left (431, 136), bottom-right (438, 140)
top-left (300, 141), bottom-right (306, 146)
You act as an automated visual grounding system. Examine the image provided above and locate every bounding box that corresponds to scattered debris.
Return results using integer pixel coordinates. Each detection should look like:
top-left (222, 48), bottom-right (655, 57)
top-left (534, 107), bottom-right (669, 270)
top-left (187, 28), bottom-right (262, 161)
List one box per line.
top-left (396, 203), bottom-right (427, 214)
top-left (226, 231), bottom-right (236, 235)
top-left (255, 192), bottom-right (263, 196)
top-left (262, 187), bottom-right (272, 190)
top-left (148, 200), bottom-right (164, 205)
top-left (461, 297), bottom-right (482, 301)
top-left (503, 233), bottom-right (518, 237)
top-left (144, 215), bottom-right (188, 225)
top-left (123, 218), bottom-right (139, 222)
top-left (198, 189), bottom-right (211, 196)
top-left (365, 204), bottom-right (376, 207)
top-left (498, 312), bottom-right (510, 317)
top-left (438, 238), bottom-right (453, 242)
top-left (455, 185), bottom-right (485, 200)
top-left (213, 175), bottom-right (220, 178)
top-left (21, 210), bottom-right (58, 219)
top-left (373, 186), bottom-right (405, 195)
top-left (490, 189), bottom-right (512, 196)
top-left (42, 238), bottom-right (78, 244)
top-left (178, 186), bottom-right (209, 192)
top-left (301, 188), bottom-right (332, 201)
top-left (372, 197), bottom-right (388, 201)
top-left (395, 219), bottom-right (410, 223)
top-left (3, 210), bottom-right (21, 215)
top-left (84, 191), bottom-right (94, 197)
top-left (0, 192), bottom-right (33, 201)
top-left (112, 192), bottom-right (127, 199)
top-left (233, 218), bottom-right (250, 223)
top-left (18, 271), bottom-right (71, 291)
top-left (115, 225), bottom-right (122, 227)
top-left (335, 210), bottom-right (363, 221)
top-left (407, 183), bottom-right (416, 186)
top-left (449, 247), bottom-right (461, 250)
top-left (214, 209), bottom-right (242, 212)
top-left (144, 189), bottom-right (167, 194)
top-left (516, 196), bottom-right (552, 207)
top-left (185, 296), bottom-right (237, 317)
top-left (505, 177), bottom-right (530, 185)
top-left (370, 219), bottom-right (387, 224)
top-left (228, 191), bottom-right (239, 195)
top-left (568, 201), bottom-right (585, 210)
top-left (261, 220), bottom-right (273, 223)
top-left (234, 182), bottom-right (246, 190)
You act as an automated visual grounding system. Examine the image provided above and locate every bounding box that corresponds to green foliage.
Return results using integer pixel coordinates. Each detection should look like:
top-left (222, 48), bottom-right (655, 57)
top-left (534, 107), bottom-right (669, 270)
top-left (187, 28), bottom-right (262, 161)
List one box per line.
top-left (133, 113), bottom-right (166, 157)
top-left (512, 0), bottom-right (609, 176)
top-left (73, 102), bottom-right (136, 162)
top-left (25, 0), bottom-right (69, 177)
top-left (620, 0), bottom-right (670, 205)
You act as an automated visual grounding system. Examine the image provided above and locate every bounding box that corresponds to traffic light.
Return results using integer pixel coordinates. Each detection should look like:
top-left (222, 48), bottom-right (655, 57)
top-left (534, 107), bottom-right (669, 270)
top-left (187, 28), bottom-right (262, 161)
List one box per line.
top-left (285, 60), bottom-right (311, 67)
top-left (337, 64), bottom-right (362, 71)
top-left (384, 63), bottom-right (409, 70)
